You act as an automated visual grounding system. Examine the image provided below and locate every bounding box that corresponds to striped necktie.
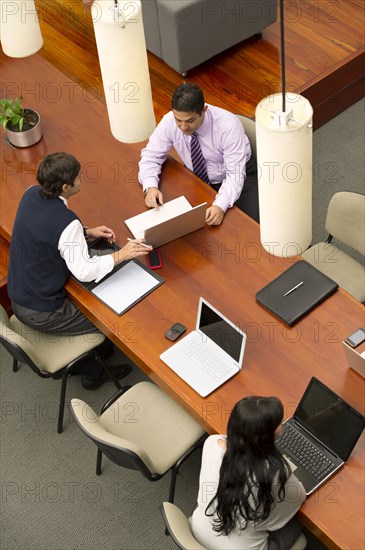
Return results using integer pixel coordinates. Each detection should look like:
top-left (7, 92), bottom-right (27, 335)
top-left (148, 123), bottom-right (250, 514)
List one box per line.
top-left (190, 132), bottom-right (210, 184)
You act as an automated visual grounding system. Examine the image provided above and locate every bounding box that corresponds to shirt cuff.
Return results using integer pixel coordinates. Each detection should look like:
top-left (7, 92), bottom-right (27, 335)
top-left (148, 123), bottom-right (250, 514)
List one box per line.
top-left (142, 178), bottom-right (159, 193)
top-left (94, 255), bottom-right (115, 283)
top-left (212, 194), bottom-right (229, 213)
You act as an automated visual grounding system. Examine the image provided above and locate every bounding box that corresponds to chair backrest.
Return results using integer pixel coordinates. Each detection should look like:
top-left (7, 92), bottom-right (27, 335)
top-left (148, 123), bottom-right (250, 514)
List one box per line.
top-left (160, 502), bottom-right (206, 550)
top-left (0, 305), bottom-right (44, 374)
top-left (235, 114), bottom-right (257, 159)
top-left (326, 192), bottom-right (365, 255)
top-left (71, 398), bottom-right (156, 478)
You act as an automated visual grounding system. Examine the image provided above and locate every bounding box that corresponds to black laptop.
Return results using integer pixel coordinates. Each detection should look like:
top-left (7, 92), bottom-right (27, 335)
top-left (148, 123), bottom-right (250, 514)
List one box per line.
top-left (275, 377), bottom-right (365, 495)
top-left (256, 261), bottom-right (338, 326)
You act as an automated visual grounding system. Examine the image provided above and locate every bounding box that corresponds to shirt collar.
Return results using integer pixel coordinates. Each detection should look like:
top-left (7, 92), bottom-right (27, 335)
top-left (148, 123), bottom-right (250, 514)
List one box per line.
top-left (192, 105), bottom-right (210, 138)
top-left (59, 195), bottom-right (68, 207)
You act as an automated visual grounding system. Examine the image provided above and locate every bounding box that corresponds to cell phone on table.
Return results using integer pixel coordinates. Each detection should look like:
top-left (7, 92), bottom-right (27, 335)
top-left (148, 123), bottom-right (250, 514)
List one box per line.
top-left (345, 328), bottom-right (365, 348)
top-left (147, 249), bottom-right (162, 270)
top-left (165, 322), bottom-right (186, 341)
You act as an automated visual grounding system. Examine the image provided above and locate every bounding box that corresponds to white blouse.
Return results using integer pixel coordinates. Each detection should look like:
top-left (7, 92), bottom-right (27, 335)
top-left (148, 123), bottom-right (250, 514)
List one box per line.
top-left (190, 435), bottom-right (306, 550)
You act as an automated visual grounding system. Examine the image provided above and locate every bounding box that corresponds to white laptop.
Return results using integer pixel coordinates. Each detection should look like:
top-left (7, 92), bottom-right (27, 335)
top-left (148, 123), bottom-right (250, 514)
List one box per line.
top-left (342, 341), bottom-right (365, 378)
top-left (160, 298), bottom-right (247, 397)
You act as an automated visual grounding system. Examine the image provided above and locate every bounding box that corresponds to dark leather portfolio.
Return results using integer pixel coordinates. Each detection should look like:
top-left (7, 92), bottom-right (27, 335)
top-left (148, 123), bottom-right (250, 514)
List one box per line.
top-left (256, 260), bottom-right (339, 326)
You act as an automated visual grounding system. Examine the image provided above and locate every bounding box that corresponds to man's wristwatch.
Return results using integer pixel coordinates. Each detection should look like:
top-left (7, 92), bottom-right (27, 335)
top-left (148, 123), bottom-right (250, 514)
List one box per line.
top-left (143, 187), bottom-right (152, 195)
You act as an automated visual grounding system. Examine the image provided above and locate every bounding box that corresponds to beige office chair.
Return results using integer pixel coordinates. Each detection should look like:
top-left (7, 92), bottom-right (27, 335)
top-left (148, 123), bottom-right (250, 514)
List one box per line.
top-left (71, 381), bottom-right (207, 503)
top-left (160, 502), bottom-right (205, 550)
top-left (301, 192), bottom-right (365, 302)
top-left (0, 304), bottom-right (119, 433)
top-left (235, 114), bottom-right (257, 158)
top-left (160, 502), bottom-right (307, 550)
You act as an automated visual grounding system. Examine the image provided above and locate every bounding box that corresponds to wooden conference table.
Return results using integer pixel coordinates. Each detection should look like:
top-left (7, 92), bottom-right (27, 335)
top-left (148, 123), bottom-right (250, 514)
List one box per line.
top-left (1, 52), bottom-right (364, 550)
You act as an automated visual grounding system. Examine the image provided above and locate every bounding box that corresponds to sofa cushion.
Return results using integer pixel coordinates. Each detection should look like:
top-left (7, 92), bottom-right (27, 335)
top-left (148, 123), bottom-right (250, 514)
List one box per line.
top-left (153, 0), bottom-right (277, 73)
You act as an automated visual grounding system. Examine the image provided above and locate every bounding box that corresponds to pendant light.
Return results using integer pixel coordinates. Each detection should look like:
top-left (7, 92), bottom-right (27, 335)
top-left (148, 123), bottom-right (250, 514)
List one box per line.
top-left (0, 0), bottom-right (43, 58)
top-left (91, 0), bottom-right (156, 143)
top-left (255, 0), bottom-right (313, 257)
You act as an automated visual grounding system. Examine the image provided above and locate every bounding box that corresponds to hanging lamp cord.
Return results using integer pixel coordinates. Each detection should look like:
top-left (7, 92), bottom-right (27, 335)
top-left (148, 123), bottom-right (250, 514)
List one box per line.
top-left (280, 0), bottom-right (286, 113)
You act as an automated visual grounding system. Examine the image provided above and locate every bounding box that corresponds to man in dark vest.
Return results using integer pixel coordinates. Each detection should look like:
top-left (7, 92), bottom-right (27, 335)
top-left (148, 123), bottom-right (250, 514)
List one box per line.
top-left (8, 152), bottom-right (151, 389)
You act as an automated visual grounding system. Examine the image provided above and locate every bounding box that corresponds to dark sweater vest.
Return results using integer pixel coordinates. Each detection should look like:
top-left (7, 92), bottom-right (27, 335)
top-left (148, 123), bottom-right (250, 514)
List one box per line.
top-left (8, 186), bottom-right (79, 312)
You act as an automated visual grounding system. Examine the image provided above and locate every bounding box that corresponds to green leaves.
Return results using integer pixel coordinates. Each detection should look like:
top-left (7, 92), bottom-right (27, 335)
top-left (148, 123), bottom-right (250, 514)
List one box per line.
top-left (0, 96), bottom-right (25, 131)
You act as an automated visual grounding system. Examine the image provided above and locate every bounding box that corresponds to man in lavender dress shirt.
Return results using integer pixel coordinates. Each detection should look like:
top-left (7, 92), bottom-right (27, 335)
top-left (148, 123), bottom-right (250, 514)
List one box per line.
top-left (139, 83), bottom-right (259, 225)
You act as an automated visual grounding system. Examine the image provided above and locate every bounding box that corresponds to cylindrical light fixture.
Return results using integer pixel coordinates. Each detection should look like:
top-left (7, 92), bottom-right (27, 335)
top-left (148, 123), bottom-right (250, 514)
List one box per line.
top-left (256, 93), bottom-right (313, 258)
top-left (91, 0), bottom-right (156, 143)
top-left (0, 0), bottom-right (43, 58)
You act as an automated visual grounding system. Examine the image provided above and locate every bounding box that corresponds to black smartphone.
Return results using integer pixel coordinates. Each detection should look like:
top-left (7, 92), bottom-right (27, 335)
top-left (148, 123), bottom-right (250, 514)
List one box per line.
top-left (345, 328), bottom-right (365, 348)
top-left (165, 322), bottom-right (186, 341)
top-left (147, 249), bottom-right (162, 269)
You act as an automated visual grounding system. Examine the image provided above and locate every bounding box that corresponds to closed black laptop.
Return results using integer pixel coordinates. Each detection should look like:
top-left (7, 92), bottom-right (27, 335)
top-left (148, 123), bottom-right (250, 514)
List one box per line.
top-left (275, 377), bottom-right (365, 495)
top-left (256, 260), bottom-right (338, 326)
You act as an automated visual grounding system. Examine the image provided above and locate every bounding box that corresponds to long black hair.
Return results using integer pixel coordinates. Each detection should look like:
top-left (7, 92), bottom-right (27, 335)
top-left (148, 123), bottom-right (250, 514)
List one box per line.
top-left (206, 396), bottom-right (290, 535)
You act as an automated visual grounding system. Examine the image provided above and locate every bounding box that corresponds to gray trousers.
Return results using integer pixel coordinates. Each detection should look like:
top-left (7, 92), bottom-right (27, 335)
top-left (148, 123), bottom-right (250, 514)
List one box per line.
top-left (11, 299), bottom-right (99, 336)
top-left (211, 154), bottom-right (260, 223)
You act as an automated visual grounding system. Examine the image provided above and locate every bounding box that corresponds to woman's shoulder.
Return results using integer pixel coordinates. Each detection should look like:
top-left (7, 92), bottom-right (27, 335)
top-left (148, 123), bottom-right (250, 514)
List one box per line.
top-left (199, 435), bottom-right (226, 484)
top-left (203, 434), bottom-right (227, 457)
top-left (205, 434), bottom-right (226, 446)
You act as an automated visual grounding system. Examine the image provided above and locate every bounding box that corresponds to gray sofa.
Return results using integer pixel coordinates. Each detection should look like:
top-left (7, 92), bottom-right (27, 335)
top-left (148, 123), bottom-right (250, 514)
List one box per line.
top-left (141, 0), bottom-right (277, 74)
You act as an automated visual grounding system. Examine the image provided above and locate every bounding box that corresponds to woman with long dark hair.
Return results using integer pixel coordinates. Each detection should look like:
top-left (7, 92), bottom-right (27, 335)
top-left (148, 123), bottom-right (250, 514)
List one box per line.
top-left (191, 396), bottom-right (306, 549)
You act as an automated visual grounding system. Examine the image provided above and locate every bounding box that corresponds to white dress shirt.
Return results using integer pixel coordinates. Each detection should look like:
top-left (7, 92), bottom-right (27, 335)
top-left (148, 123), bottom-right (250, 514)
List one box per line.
top-left (58, 197), bottom-right (114, 283)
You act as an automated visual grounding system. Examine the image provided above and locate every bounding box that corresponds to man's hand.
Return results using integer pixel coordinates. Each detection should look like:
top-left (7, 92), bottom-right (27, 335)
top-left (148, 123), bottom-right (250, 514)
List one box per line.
top-left (205, 206), bottom-right (224, 226)
top-left (112, 239), bottom-right (152, 264)
top-left (144, 188), bottom-right (164, 209)
top-left (86, 226), bottom-right (116, 243)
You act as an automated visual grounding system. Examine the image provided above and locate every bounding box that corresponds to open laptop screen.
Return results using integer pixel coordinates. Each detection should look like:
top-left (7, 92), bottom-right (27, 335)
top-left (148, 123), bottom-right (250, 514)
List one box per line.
top-left (295, 378), bottom-right (365, 461)
top-left (199, 301), bottom-right (244, 364)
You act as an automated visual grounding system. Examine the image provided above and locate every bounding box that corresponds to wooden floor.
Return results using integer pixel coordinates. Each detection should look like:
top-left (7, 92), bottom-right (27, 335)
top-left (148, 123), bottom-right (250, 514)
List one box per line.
top-left (32, 0), bottom-right (365, 127)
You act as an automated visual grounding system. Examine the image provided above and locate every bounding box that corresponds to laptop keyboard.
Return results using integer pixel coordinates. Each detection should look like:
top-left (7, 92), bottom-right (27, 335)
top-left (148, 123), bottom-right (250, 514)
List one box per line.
top-left (276, 423), bottom-right (335, 480)
top-left (180, 338), bottom-right (231, 380)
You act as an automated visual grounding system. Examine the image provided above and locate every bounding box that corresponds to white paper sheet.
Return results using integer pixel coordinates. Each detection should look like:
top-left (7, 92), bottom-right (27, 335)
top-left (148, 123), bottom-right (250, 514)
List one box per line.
top-left (91, 261), bottom-right (160, 315)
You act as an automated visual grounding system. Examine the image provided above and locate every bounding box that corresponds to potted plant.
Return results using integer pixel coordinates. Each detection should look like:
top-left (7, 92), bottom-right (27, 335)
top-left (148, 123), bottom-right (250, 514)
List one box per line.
top-left (0, 96), bottom-right (43, 147)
